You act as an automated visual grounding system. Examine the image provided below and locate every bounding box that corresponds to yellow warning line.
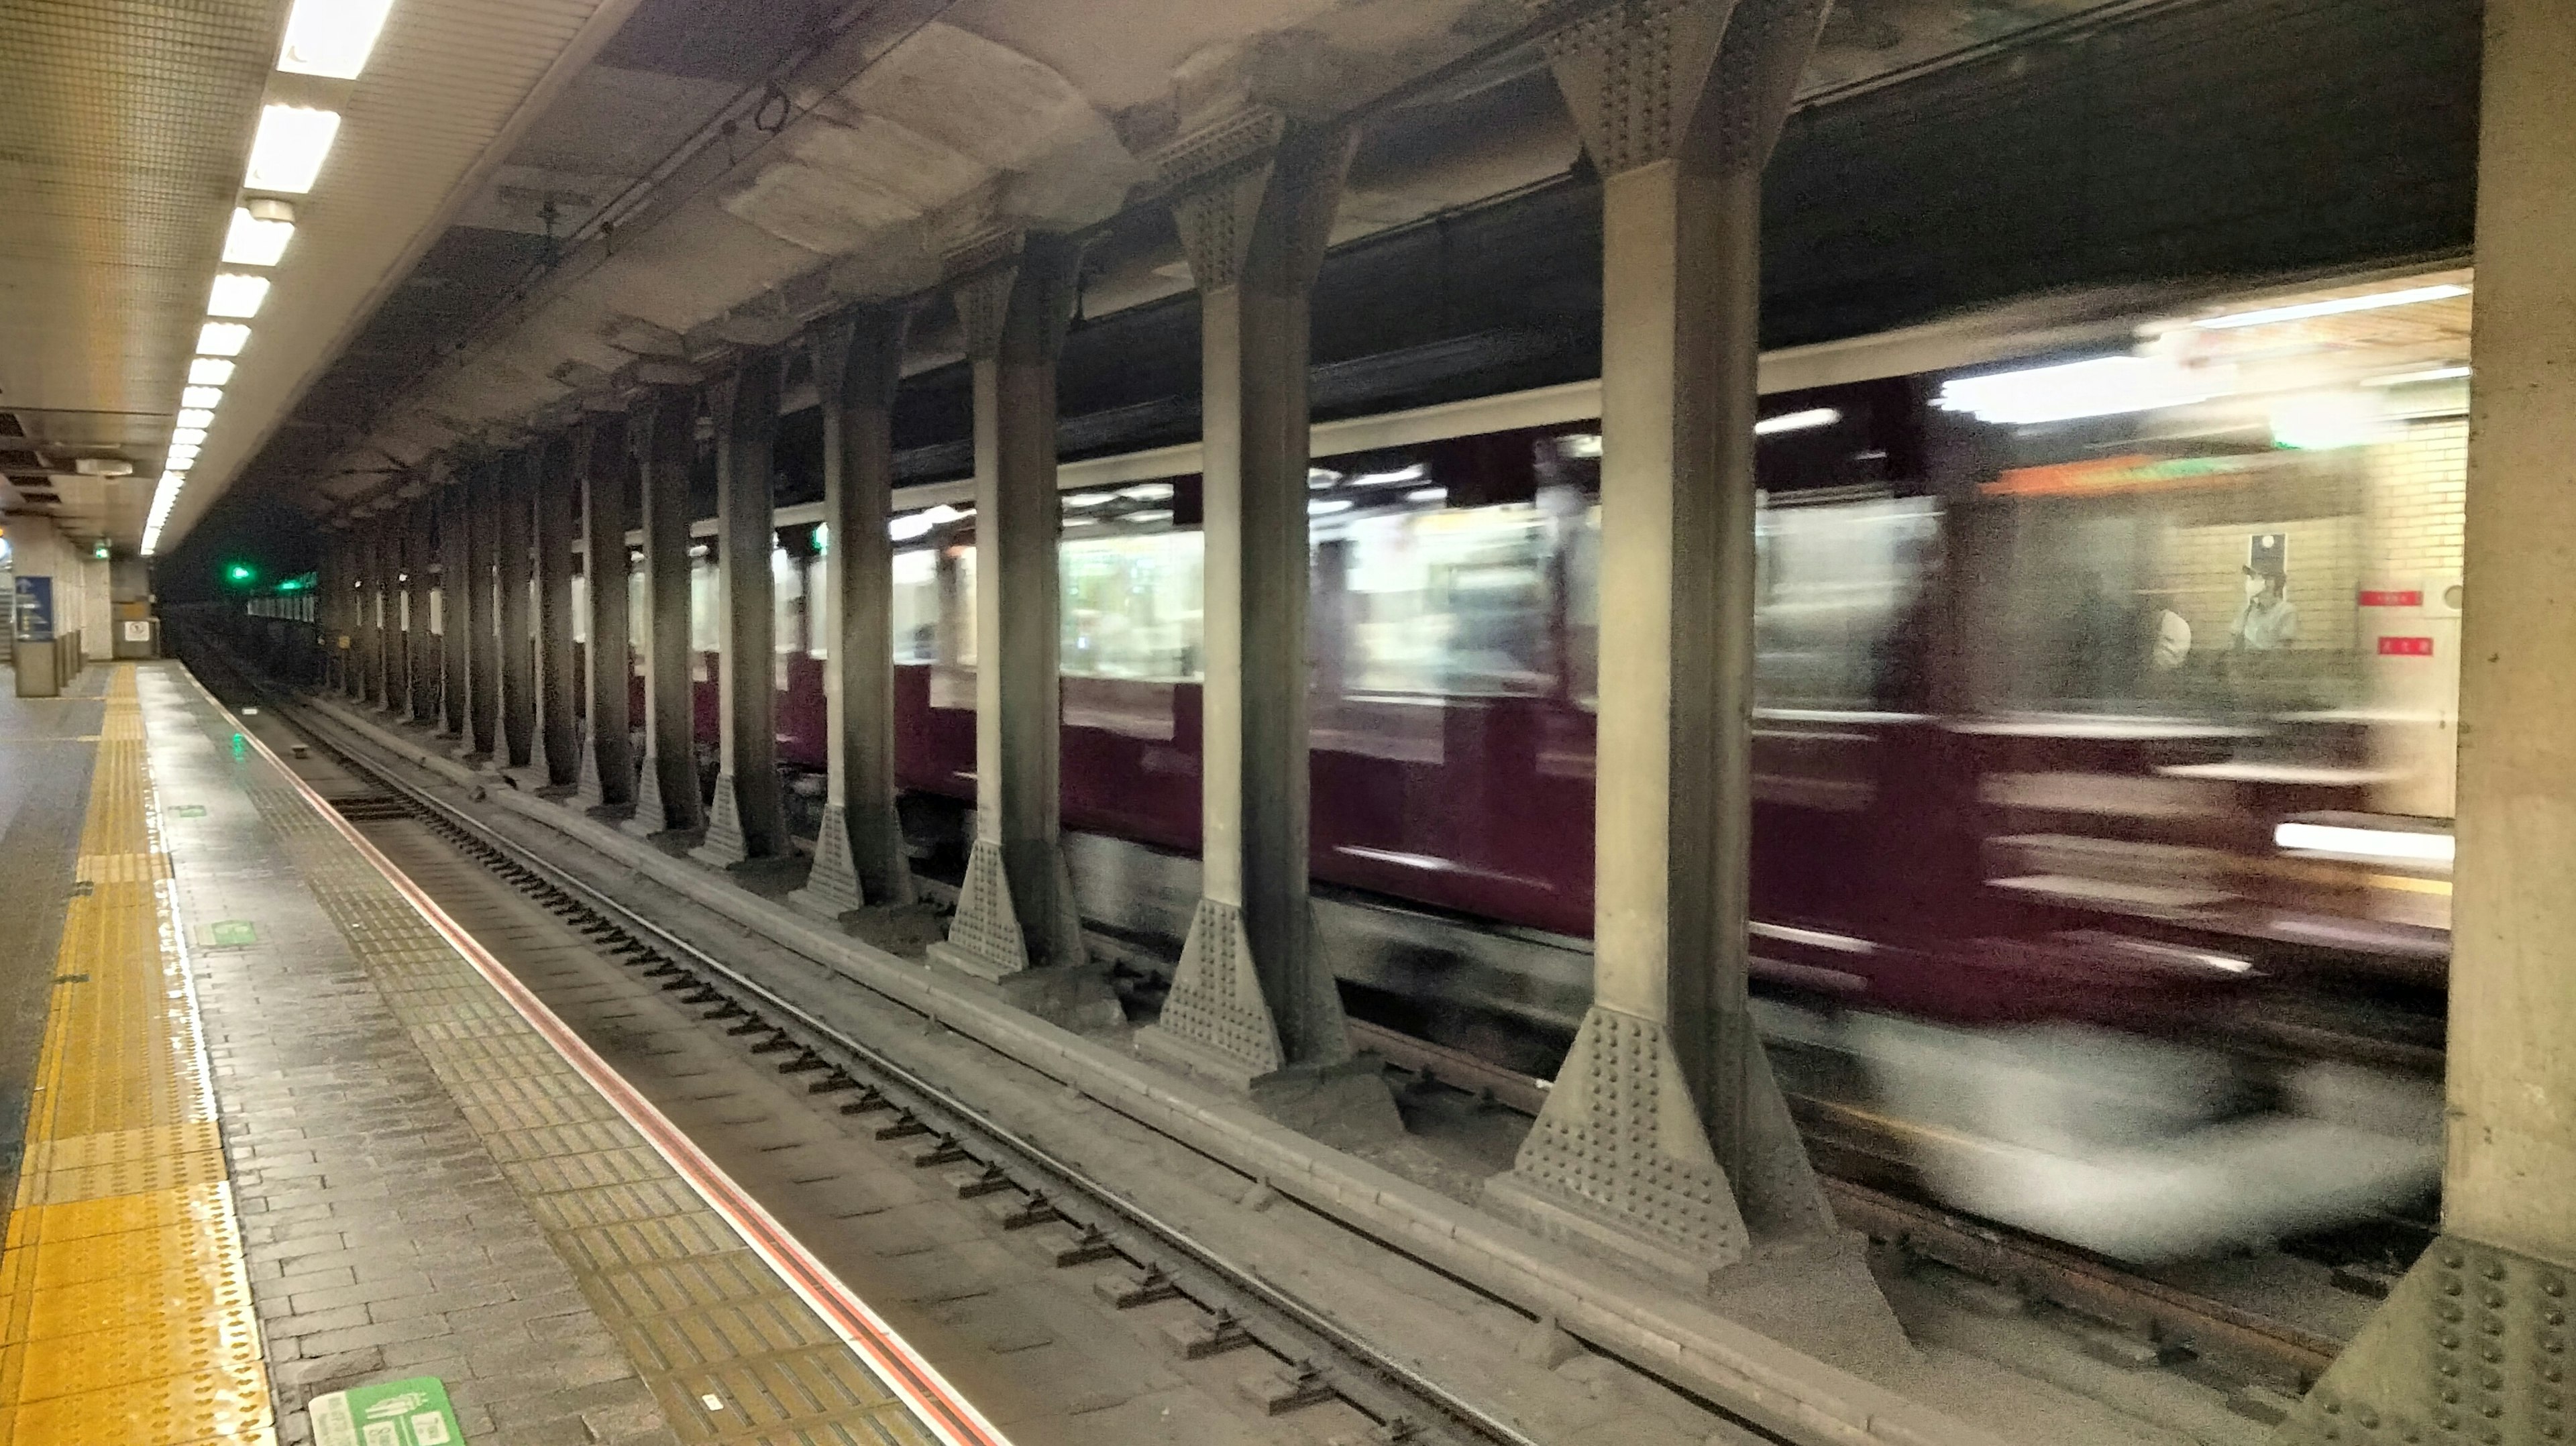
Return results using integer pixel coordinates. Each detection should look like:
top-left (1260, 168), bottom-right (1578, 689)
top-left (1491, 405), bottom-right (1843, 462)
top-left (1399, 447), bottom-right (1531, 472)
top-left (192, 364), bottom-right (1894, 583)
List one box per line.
top-left (0, 667), bottom-right (272, 1446)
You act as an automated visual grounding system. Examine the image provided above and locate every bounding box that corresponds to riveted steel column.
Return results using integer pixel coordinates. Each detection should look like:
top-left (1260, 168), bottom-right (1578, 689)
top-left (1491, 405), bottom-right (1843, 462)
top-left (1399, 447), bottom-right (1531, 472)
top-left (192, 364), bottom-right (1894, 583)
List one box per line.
top-left (790, 305), bottom-right (914, 918)
top-left (1485, 0), bottom-right (1836, 1288)
top-left (496, 449), bottom-right (537, 771)
top-left (439, 477), bottom-right (471, 740)
top-left (924, 233), bottom-right (1117, 1029)
top-left (466, 461), bottom-right (502, 761)
top-left (691, 355), bottom-right (786, 868)
top-left (575, 412), bottom-right (634, 810)
top-left (2275, 4), bottom-right (2576, 1437)
top-left (626, 389), bottom-right (704, 836)
top-left (323, 531), bottom-right (349, 695)
top-left (410, 498), bottom-right (439, 724)
top-left (533, 431), bottom-right (580, 789)
top-left (352, 526), bottom-right (378, 702)
top-left (1133, 113), bottom-right (1393, 1134)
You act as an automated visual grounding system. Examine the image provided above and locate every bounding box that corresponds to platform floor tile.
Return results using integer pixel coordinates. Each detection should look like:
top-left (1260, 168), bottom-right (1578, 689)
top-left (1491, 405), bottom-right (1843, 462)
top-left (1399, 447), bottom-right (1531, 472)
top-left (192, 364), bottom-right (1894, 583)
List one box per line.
top-left (144, 665), bottom-right (969, 1445)
top-left (0, 667), bottom-right (274, 1446)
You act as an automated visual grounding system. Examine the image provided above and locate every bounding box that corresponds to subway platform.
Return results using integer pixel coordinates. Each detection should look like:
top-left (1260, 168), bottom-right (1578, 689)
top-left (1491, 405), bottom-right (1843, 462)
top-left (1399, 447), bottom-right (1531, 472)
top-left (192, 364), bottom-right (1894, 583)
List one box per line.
top-left (0, 663), bottom-right (1002, 1446)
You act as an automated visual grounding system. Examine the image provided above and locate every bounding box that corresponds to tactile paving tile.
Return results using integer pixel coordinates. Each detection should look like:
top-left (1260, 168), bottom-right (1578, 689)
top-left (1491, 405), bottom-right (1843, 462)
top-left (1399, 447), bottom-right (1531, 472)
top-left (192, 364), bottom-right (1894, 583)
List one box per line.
top-left (4, 1182), bottom-right (232, 1252)
top-left (0, 1294), bottom-right (262, 1402)
top-left (0, 1360), bottom-right (272, 1446)
top-left (211, 682), bottom-right (963, 1446)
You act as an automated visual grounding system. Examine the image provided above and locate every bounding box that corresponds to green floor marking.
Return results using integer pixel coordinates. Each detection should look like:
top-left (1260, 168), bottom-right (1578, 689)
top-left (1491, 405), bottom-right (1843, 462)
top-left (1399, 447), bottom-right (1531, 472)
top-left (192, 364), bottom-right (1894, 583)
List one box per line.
top-left (207, 920), bottom-right (257, 947)
top-left (171, 804), bottom-right (207, 818)
top-left (309, 1376), bottom-right (464, 1446)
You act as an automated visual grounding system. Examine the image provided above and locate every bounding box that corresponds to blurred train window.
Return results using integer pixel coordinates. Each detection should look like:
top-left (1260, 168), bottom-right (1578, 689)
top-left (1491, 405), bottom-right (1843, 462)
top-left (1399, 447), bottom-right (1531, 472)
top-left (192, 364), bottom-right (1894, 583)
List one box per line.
top-left (1757, 495), bottom-right (1941, 710)
top-left (1061, 529), bottom-right (1203, 681)
top-left (688, 555), bottom-right (719, 655)
top-left (892, 549), bottom-right (938, 663)
top-left (953, 547), bottom-right (977, 668)
top-left (1328, 503), bottom-right (1552, 698)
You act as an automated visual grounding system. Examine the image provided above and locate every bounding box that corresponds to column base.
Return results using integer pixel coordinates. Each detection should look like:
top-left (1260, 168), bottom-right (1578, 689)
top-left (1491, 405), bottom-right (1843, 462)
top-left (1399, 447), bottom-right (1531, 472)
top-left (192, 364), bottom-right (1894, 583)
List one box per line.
top-left (789, 803), bottom-right (867, 920)
top-left (1483, 1005), bottom-right (1752, 1290)
top-left (1134, 1025), bottom-right (1401, 1142)
top-left (688, 772), bottom-right (752, 867)
top-left (621, 753), bottom-right (697, 838)
top-left (924, 946), bottom-right (1124, 1032)
top-left (531, 736), bottom-right (578, 796)
top-left (572, 738), bottom-right (630, 812)
top-left (2274, 1235), bottom-right (2575, 1445)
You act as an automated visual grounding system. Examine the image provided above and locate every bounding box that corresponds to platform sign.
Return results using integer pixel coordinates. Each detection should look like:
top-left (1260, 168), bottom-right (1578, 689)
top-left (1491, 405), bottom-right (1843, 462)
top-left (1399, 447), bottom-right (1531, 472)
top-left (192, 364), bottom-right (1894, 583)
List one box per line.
top-left (309, 1376), bottom-right (464, 1446)
top-left (13, 576), bottom-right (52, 642)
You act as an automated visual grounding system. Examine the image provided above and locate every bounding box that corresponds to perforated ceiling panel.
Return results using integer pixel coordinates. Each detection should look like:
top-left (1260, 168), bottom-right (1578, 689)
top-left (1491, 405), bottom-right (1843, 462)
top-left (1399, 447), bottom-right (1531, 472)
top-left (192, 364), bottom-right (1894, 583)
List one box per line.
top-left (0, 0), bottom-right (280, 547)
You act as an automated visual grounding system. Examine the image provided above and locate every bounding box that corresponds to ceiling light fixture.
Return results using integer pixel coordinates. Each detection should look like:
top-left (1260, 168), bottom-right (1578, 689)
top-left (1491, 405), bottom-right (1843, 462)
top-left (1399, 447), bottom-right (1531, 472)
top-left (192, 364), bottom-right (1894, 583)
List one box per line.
top-left (207, 274), bottom-right (270, 319)
top-left (1933, 355), bottom-right (2213, 426)
top-left (198, 323), bottom-right (252, 356)
top-left (1754, 406), bottom-right (1843, 436)
top-left (181, 386), bottom-right (224, 410)
top-left (276, 0), bottom-right (396, 79)
top-left (189, 357), bottom-right (236, 386)
top-left (245, 105), bottom-right (341, 194)
top-left (2194, 283), bottom-right (2470, 331)
top-left (176, 408), bottom-right (217, 430)
top-left (223, 201), bottom-right (297, 266)
top-left (171, 427), bottom-right (208, 447)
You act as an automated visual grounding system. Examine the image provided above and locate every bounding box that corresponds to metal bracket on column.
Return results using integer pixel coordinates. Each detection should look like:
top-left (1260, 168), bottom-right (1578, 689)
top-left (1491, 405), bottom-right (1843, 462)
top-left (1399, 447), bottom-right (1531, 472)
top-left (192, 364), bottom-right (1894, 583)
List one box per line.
top-left (1152, 107), bottom-right (1287, 288)
top-left (1143, 898), bottom-right (1286, 1078)
top-left (1485, 1006), bottom-right (1751, 1286)
top-left (2273, 1235), bottom-right (2574, 1444)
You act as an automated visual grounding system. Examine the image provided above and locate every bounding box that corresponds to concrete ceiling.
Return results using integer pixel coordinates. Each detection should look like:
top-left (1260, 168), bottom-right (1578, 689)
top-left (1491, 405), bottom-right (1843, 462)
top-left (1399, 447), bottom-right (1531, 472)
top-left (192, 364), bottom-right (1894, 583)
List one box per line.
top-left (162, 0), bottom-right (2118, 543)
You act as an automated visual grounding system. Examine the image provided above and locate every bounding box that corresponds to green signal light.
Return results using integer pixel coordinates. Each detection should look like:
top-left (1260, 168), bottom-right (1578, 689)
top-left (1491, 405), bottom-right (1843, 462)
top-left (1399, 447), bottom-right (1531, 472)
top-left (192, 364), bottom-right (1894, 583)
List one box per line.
top-left (225, 563), bottom-right (256, 586)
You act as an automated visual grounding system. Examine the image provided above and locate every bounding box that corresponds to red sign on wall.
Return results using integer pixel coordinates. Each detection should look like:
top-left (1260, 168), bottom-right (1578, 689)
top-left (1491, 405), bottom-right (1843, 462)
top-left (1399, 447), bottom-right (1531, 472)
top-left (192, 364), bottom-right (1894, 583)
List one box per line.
top-left (2378, 636), bottom-right (2436, 657)
top-left (2359, 589), bottom-right (2424, 607)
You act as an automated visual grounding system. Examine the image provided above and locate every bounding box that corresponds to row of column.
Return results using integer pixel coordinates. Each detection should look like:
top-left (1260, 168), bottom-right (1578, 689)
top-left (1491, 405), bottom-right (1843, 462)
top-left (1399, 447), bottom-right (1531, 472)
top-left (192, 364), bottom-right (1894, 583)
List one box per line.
top-left (320, 0), bottom-right (1834, 1288)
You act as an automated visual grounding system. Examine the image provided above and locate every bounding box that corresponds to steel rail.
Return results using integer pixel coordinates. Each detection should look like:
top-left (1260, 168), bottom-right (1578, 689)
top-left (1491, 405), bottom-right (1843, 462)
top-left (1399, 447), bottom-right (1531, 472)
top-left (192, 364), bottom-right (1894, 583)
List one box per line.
top-left (231, 661), bottom-right (1554, 1446)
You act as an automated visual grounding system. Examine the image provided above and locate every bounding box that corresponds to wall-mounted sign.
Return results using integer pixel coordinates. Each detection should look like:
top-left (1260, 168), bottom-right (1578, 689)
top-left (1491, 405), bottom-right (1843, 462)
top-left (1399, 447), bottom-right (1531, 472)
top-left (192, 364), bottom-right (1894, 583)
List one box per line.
top-left (122, 620), bottom-right (152, 643)
top-left (2378, 636), bottom-right (2435, 657)
top-left (2358, 589), bottom-right (2424, 608)
top-left (13, 577), bottom-right (52, 643)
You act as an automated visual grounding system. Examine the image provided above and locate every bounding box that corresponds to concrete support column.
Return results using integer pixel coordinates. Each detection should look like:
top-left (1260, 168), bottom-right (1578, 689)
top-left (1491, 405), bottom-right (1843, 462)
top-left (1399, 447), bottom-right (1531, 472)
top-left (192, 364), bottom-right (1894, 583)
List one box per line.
top-left (347, 530), bottom-right (372, 701)
top-left (690, 356), bottom-right (786, 868)
top-left (1485, 0), bottom-right (1837, 1288)
top-left (574, 412), bottom-right (635, 810)
top-left (496, 450), bottom-right (537, 771)
top-left (532, 432), bottom-right (580, 789)
top-left (376, 510), bottom-right (406, 715)
top-left (465, 461), bottom-right (502, 761)
top-left (439, 478), bottom-right (471, 739)
top-left (1132, 113), bottom-right (1391, 1133)
top-left (409, 498), bottom-right (439, 724)
top-left (2276, 3), bottom-right (2576, 1437)
top-left (925, 233), bottom-right (1117, 1030)
top-left (625, 388), bottom-right (704, 836)
top-left (790, 305), bottom-right (915, 918)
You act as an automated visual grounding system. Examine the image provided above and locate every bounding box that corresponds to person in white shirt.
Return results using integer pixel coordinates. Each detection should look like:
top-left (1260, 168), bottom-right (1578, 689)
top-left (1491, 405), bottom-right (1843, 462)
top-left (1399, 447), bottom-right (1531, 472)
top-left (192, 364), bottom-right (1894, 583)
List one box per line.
top-left (2231, 569), bottom-right (2300, 651)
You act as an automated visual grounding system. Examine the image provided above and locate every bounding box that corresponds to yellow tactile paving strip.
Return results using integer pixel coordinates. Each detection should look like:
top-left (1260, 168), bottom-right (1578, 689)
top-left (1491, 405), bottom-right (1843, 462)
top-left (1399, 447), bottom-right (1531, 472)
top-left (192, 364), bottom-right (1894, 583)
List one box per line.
top-left (0, 667), bottom-right (272, 1446)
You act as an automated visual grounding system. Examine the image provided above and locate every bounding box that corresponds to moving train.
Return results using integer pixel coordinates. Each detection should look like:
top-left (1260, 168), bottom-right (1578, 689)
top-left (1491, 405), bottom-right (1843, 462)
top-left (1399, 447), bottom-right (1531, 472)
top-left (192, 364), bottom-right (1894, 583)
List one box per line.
top-left (288, 267), bottom-right (2481, 1260)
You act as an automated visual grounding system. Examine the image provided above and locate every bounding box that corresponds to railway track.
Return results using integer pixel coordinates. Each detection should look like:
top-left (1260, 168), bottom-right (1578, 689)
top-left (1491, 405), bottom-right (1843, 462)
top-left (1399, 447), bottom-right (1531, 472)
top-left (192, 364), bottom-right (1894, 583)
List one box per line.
top-left (199, 660), bottom-right (1552, 1446)
top-left (201, 638), bottom-right (2377, 1434)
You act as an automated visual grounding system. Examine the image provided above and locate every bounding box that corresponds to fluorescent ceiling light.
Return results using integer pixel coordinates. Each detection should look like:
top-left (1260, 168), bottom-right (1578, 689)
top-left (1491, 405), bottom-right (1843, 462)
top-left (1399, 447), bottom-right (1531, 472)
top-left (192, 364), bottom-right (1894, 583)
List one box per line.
top-left (1348, 465), bottom-right (1427, 488)
top-left (1934, 355), bottom-right (2212, 426)
top-left (1063, 492), bottom-right (1114, 508)
top-left (171, 427), bottom-right (208, 447)
top-left (2195, 283), bottom-right (2469, 331)
top-left (245, 105), bottom-right (341, 194)
top-left (181, 386), bottom-right (224, 409)
top-left (223, 207), bottom-right (295, 266)
top-left (207, 273), bottom-right (271, 319)
top-left (276, 0), bottom-right (396, 78)
top-left (2364, 365), bottom-right (2472, 387)
top-left (198, 322), bottom-right (252, 355)
top-left (1309, 498), bottom-right (1354, 516)
top-left (1307, 469), bottom-right (1342, 490)
top-left (920, 504), bottom-right (969, 525)
top-left (1755, 406), bottom-right (1842, 436)
top-left (1407, 487), bottom-right (1448, 504)
top-left (189, 357), bottom-right (236, 386)
top-left (175, 408), bottom-right (216, 430)
top-left (1558, 434), bottom-right (1603, 459)
top-left (1125, 509), bottom-right (1174, 524)
top-left (888, 514), bottom-right (934, 541)
top-left (1118, 482), bottom-right (1175, 501)
top-left (2275, 820), bottom-right (2455, 865)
